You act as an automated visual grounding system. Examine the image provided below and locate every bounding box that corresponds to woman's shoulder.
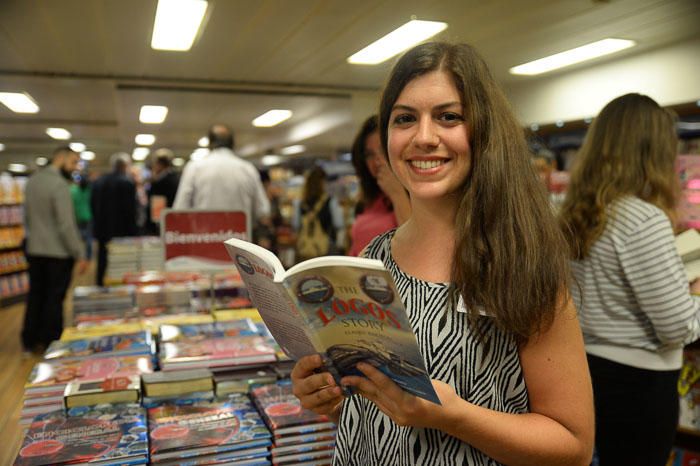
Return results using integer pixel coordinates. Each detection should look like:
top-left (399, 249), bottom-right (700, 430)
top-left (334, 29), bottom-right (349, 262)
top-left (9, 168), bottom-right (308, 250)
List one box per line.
top-left (608, 196), bottom-right (672, 238)
top-left (360, 229), bottom-right (395, 261)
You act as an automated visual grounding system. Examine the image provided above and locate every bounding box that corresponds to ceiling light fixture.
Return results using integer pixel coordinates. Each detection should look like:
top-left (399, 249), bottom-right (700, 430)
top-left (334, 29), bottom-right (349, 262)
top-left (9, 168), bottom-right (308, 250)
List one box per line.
top-left (151, 0), bottom-right (208, 51)
top-left (509, 38), bottom-right (636, 76)
top-left (135, 134), bottom-right (156, 146)
top-left (280, 145), bottom-right (306, 155)
top-left (139, 105), bottom-right (169, 124)
top-left (347, 20), bottom-right (448, 65)
top-left (46, 128), bottom-right (72, 140)
top-left (261, 155), bottom-right (283, 166)
top-left (252, 110), bottom-right (292, 127)
top-left (0, 143), bottom-right (4, 151)
top-left (132, 147), bottom-right (150, 161)
top-left (35, 157), bottom-right (48, 166)
top-left (0, 92), bottom-right (40, 113)
top-left (172, 157), bottom-right (185, 167)
top-left (8, 163), bottom-right (27, 173)
top-left (80, 151), bottom-right (95, 161)
top-left (69, 142), bottom-right (86, 152)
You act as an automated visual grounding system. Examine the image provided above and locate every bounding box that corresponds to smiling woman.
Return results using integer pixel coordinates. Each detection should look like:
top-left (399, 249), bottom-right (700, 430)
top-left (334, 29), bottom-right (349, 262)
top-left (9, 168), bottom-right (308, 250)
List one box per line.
top-left (291, 41), bottom-right (594, 466)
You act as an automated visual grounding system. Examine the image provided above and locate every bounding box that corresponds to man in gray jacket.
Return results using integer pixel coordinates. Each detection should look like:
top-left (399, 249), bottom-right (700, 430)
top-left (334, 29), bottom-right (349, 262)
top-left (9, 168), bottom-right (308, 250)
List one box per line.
top-left (22, 146), bottom-right (88, 354)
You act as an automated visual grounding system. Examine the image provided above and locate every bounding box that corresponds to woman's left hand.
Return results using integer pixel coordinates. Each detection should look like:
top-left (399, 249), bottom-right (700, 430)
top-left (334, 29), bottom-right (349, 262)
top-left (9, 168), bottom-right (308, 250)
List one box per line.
top-left (341, 362), bottom-right (460, 430)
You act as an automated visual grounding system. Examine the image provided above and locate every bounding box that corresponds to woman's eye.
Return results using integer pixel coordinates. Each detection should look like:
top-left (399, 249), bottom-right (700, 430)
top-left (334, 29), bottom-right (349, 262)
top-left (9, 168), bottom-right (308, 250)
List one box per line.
top-left (439, 112), bottom-right (464, 123)
top-left (392, 114), bottom-right (415, 125)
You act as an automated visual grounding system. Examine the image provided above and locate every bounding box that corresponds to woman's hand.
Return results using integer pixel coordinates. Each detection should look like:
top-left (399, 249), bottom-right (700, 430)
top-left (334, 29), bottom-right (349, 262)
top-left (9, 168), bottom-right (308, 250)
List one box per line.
top-left (291, 354), bottom-right (345, 423)
top-left (340, 362), bottom-right (461, 430)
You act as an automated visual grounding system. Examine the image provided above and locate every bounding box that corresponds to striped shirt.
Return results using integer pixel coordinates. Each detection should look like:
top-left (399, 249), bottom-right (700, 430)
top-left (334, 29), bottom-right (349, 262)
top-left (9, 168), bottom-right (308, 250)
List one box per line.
top-left (571, 196), bottom-right (700, 370)
top-left (333, 230), bottom-right (528, 466)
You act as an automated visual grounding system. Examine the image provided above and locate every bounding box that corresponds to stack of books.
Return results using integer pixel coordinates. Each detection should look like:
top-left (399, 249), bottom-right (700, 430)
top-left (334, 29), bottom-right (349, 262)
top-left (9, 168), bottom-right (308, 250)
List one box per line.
top-left (105, 238), bottom-right (141, 282)
top-left (251, 382), bottom-right (336, 465)
top-left (21, 355), bottom-right (153, 427)
top-left (147, 395), bottom-right (272, 464)
top-left (141, 368), bottom-right (214, 408)
top-left (135, 283), bottom-right (195, 317)
top-left (213, 366), bottom-right (278, 398)
top-left (14, 403), bottom-right (148, 466)
top-left (157, 320), bottom-right (277, 371)
top-left (43, 330), bottom-right (153, 361)
top-left (140, 236), bottom-right (164, 271)
top-left (71, 285), bottom-right (136, 326)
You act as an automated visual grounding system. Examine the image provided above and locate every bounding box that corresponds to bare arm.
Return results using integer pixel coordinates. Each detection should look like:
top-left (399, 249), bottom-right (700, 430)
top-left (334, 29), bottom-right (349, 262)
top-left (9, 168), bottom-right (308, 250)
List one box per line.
top-left (342, 295), bottom-right (594, 466)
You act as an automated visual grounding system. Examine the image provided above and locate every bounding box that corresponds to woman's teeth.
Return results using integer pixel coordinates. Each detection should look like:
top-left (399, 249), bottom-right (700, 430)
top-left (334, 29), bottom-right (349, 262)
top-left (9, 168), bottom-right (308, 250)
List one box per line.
top-left (410, 159), bottom-right (445, 169)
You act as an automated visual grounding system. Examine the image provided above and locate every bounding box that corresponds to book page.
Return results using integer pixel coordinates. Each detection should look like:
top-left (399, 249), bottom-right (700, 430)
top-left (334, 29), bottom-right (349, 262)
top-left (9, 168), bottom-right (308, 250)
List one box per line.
top-left (676, 229), bottom-right (700, 263)
top-left (282, 264), bottom-right (440, 405)
top-left (224, 239), bottom-right (320, 360)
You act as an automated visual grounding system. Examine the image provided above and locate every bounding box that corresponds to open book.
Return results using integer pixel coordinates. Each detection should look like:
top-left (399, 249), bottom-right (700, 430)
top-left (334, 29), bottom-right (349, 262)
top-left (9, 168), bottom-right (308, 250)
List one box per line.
top-left (224, 238), bottom-right (440, 405)
top-left (676, 229), bottom-right (700, 281)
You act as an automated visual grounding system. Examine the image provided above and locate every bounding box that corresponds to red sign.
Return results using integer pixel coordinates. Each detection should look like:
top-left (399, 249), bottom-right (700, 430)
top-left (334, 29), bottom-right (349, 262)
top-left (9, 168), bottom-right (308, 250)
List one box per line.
top-left (162, 210), bottom-right (248, 271)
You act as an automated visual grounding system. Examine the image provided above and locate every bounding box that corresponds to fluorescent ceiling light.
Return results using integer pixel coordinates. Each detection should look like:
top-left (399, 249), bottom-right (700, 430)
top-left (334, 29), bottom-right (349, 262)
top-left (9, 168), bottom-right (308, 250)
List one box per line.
top-left (0, 143), bottom-right (4, 151)
top-left (190, 148), bottom-right (209, 161)
top-left (80, 151), bottom-right (95, 161)
top-left (35, 157), bottom-right (48, 166)
top-left (69, 142), bottom-right (86, 152)
top-left (8, 163), bottom-right (27, 173)
top-left (261, 155), bottom-right (283, 166)
top-left (139, 105), bottom-right (169, 124)
top-left (509, 38), bottom-right (636, 76)
top-left (172, 157), bottom-right (185, 167)
top-left (132, 147), bottom-right (150, 161)
top-left (252, 110), bottom-right (292, 127)
top-left (135, 134), bottom-right (156, 145)
top-left (0, 92), bottom-right (39, 113)
top-left (280, 144), bottom-right (306, 155)
top-left (347, 20), bottom-right (448, 65)
top-left (46, 128), bottom-right (72, 140)
top-left (151, 0), bottom-right (208, 51)
top-left (198, 136), bottom-right (209, 147)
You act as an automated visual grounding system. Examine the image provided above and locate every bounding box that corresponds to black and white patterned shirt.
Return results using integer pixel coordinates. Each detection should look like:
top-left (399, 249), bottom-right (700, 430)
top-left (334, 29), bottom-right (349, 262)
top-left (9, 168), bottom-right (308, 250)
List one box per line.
top-left (333, 230), bottom-right (529, 466)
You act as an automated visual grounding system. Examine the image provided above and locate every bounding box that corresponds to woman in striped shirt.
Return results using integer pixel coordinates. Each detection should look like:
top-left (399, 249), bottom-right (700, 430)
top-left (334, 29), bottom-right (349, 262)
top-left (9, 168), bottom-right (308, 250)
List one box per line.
top-left (560, 93), bottom-right (700, 465)
top-left (291, 42), bottom-right (594, 465)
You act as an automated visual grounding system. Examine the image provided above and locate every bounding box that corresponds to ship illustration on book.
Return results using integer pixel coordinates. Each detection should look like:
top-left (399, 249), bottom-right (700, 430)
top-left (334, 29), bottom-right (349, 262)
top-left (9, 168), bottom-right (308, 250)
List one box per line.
top-left (224, 238), bottom-right (440, 405)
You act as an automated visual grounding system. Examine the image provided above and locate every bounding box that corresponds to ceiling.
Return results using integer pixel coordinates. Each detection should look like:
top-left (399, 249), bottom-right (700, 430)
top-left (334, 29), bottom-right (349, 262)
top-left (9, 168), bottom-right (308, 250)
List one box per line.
top-left (0, 0), bottom-right (699, 170)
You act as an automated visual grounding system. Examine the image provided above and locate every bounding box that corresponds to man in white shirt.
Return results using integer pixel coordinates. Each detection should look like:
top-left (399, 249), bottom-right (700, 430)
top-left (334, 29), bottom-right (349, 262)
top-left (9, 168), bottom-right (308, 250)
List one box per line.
top-left (173, 124), bottom-right (270, 231)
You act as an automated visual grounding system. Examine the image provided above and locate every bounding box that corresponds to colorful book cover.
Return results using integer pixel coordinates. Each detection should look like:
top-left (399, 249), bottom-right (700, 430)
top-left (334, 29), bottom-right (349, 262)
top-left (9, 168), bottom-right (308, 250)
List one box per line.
top-left (147, 395), bottom-right (271, 461)
top-left (224, 238), bottom-right (440, 405)
top-left (60, 322), bottom-right (146, 341)
top-left (13, 403), bottom-right (147, 466)
top-left (250, 382), bottom-right (330, 432)
top-left (158, 319), bottom-right (259, 343)
top-left (159, 336), bottom-right (276, 369)
top-left (25, 355), bottom-right (153, 395)
top-left (44, 331), bottom-right (153, 361)
top-left (64, 374), bottom-right (141, 408)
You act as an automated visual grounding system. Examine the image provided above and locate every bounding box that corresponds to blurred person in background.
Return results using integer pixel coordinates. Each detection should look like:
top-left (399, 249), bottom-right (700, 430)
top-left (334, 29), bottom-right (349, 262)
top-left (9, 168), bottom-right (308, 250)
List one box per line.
top-left (293, 166), bottom-right (344, 261)
top-left (91, 152), bottom-right (138, 286)
top-left (253, 170), bottom-right (284, 254)
top-left (560, 93), bottom-right (700, 465)
top-left (70, 171), bottom-right (93, 260)
top-left (348, 115), bottom-right (411, 256)
top-left (146, 148), bottom-right (180, 235)
top-left (173, 124), bottom-right (270, 237)
top-left (23, 146), bottom-right (88, 355)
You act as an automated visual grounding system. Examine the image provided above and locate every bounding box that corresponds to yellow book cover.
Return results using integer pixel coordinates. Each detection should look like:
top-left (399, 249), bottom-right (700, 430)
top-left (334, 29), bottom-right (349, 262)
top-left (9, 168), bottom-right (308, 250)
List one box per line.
top-left (60, 322), bottom-right (145, 341)
top-left (213, 308), bottom-right (263, 323)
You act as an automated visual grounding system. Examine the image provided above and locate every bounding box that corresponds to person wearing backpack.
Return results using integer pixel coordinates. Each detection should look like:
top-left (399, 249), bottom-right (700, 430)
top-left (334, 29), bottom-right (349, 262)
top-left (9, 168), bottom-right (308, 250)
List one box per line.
top-left (294, 166), bottom-right (344, 262)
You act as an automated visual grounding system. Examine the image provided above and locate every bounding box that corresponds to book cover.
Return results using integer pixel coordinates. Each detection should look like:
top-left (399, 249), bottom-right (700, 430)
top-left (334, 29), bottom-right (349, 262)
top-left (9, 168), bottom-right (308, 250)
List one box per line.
top-left (159, 319), bottom-right (259, 343)
top-left (160, 336), bottom-right (277, 370)
top-left (44, 331), bottom-right (153, 361)
top-left (13, 403), bottom-right (147, 466)
top-left (224, 238), bottom-right (440, 404)
top-left (64, 374), bottom-right (141, 409)
top-left (147, 395), bottom-right (271, 461)
top-left (142, 368), bottom-right (214, 398)
top-left (25, 355), bottom-right (153, 395)
top-left (60, 322), bottom-right (146, 341)
top-left (250, 382), bottom-right (330, 433)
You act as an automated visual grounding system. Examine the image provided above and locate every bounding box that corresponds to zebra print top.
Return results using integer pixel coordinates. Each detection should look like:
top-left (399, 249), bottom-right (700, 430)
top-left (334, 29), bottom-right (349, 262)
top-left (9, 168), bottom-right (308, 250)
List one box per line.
top-left (332, 230), bottom-right (529, 466)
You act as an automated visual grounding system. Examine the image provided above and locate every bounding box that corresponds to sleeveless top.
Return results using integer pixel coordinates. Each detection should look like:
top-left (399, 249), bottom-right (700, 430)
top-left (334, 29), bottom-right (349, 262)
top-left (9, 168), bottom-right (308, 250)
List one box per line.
top-left (332, 230), bottom-right (529, 465)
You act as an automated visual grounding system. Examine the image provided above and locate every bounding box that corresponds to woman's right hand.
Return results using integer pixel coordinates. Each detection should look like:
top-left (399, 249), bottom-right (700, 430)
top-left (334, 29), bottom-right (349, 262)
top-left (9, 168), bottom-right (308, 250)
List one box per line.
top-left (291, 354), bottom-right (344, 423)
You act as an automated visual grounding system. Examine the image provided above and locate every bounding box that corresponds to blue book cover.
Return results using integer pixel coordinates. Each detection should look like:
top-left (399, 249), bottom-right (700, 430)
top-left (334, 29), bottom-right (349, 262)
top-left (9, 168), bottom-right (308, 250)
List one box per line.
top-left (13, 403), bottom-right (148, 466)
top-left (224, 238), bottom-right (440, 405)
top-left (158, 319), bottom-right (259, 343)
top-left (43, 331), bottom-right (153, 361)
top-left (148, 395), bottom-right (271, 461)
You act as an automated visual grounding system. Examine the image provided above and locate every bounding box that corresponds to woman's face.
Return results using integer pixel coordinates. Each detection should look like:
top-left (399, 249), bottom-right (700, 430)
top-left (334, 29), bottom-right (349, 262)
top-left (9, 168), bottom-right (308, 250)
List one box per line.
top-left (387, 70), bottom-right (471, 204)
top-left (364, 130), bottom-right (386, 179)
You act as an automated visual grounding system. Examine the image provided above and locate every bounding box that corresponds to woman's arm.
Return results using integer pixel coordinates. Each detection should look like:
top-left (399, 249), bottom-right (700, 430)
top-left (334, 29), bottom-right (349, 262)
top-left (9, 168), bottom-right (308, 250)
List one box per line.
top-left (342, 295), bottom-right (594, 466)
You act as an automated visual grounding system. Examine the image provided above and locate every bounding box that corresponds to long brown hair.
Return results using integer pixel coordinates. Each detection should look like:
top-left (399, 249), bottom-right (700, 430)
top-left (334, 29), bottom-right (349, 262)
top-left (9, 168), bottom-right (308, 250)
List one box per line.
top-left (351, 115), bottom-right (382, 206)
top-left (379, 42), bottom-right (570, 341)
top-left (559, 93), bottom-right (679, 259)
top-left (302, 166), bottom-right (327, 208)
